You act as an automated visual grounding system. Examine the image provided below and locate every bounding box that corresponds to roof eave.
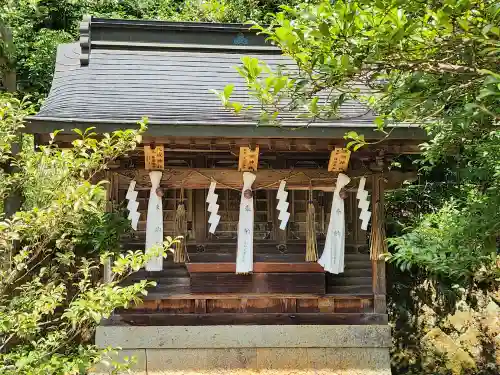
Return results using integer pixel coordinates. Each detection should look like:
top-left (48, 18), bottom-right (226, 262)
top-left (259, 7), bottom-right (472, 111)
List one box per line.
top-left (25, 117), bottom-right (428, 140)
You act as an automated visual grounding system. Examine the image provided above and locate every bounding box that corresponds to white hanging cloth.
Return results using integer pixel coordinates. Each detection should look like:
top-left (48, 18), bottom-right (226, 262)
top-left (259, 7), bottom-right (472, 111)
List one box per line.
top-left (145, 171), bottom-right (164, 271)
top-left (318, 173), bottom-right (351, 274)
top-left (236, 172), bottom-right (256, 274)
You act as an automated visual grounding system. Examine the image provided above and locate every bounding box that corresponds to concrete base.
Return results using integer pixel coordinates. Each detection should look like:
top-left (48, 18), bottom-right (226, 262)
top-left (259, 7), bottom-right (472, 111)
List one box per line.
top-left (93, 325), bottom-right (391, 375)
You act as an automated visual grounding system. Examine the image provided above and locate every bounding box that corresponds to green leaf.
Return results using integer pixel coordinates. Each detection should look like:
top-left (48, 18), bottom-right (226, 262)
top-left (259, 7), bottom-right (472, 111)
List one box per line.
top-left (274, 77), bottom-right (287, 94)
top-left (464, 103), bottom-right (480, 112)
top-left (340, 55), bottom-right (350, 69)
top-left (346, 141), bottom-right (357, 150)
top-left (374, 116), bottom-right (385, 130)
top-left (310, 96), bottom-right (319, 114)
top-left (231, 102), bottom-right (244, 113)
top-left (319, 22), bottom-right (330, 36)
top-left (223, 84), bottom-right (234, 99)
top-left (458, 19), bottom-right (469, 32)
top-left (353, 143), bottom-right (365, 151)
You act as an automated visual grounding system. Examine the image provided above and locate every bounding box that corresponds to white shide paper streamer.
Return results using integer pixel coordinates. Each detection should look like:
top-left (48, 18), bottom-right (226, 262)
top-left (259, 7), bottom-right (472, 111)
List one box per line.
top-left (125, 180), bottom-right (140, 230)
top-left (356, 176), bottom-right (371, 231)
top-left (276, 180), bottom-right (290, 230)
top-left (206, 180), bottom-right (221, 234)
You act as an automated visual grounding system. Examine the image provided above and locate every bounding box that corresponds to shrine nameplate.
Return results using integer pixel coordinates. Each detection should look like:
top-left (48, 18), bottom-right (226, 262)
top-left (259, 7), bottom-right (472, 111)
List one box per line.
top-left (144, 145), bottom-right (165, 170)
top-left (189, 273), bottom-right (325, 294)
top-left (238, 146), bottom-right (259, 172)
top-left (328, 148), bottom-right (351, 172)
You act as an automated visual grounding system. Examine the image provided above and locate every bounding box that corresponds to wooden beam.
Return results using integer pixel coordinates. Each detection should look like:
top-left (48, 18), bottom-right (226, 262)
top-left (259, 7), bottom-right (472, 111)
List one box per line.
top-left (139, 137), bottom-right (423, 153)
top-left (104, 312), bottom-right (389, 326)
top-left (114, 167), bottom-right (416, 191)
top-left (36, 133), bottom-right (423, 154)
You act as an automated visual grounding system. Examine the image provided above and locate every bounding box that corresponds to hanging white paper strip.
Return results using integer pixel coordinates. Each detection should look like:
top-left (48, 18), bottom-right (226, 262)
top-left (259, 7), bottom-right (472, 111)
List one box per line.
top-left (236, 172), bottom-right (256, 274)
top-left (276, 180), bottom-right (290, 230)
top-left (125, 180), bottom-right (140, 230)
top-left (145, 171), bottom-right (164, 271)
top-left (206, 180), bottom-right (221, 234)
top-left (318, 173), bottom-right (350, 274)
top-left (357, 176), bottom-right (371, 231)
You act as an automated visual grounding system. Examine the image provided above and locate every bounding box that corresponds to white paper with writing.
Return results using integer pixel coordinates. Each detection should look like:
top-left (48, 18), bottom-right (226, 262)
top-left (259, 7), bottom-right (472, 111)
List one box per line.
top-left (236, 172), bottom-right (256, 274)
top-left (145, 171), bottom-right (164, 271)
top-left (318, 173), bottom-right (350, 274)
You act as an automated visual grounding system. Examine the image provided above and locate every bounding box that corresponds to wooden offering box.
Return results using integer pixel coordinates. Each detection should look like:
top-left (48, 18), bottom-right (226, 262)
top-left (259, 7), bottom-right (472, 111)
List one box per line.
top-left (187, 262), bottom-right (326, 295)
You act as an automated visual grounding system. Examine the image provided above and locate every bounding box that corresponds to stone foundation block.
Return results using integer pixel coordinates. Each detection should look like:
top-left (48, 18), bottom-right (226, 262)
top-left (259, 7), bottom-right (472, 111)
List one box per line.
top-left (94, 325), bottom-right (392, 374)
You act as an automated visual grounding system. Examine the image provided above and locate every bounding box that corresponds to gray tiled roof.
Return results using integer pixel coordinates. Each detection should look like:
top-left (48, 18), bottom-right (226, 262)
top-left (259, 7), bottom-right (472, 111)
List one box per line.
top-left (28, 18), bottom-right (424, 139)
top-left (35, 42), bottom-right (374, 124)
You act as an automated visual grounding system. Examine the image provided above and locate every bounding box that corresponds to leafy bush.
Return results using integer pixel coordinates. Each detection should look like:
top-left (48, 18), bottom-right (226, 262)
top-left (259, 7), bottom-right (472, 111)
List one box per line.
top-left (0, 95), bottom-right (173, 374)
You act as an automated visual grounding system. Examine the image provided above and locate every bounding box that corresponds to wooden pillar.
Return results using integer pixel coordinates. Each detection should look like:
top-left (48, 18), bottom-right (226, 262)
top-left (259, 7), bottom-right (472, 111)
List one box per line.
top-left (193, 154), bottom-right (207, 244)
top-left (194, 189), bottom-right (207, 243)
top-left (371, 174), bottom-right (387, 314)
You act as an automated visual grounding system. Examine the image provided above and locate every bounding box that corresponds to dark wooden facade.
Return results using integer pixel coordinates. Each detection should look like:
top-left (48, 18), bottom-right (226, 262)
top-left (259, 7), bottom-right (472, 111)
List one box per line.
top-left (27, 17), bottom-right (426, 327)
top-left (97, 144), bottom-right (400, 326)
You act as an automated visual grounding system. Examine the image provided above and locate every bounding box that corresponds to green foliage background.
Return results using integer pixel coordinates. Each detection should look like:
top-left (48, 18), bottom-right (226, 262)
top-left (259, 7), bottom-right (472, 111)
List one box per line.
top-left (0, 0), bottom-right (300, 99)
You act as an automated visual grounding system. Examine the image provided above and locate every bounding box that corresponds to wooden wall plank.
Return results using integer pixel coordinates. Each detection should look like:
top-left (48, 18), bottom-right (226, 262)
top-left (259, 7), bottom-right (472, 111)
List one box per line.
top-left (159, 299), bottom-right (195, 313)
top-left (194, 299), bottom-right (207, 313)
top-left (127, 296), bottom-right (373, 314)
top-left (297, 299), bottom-right (319, 313)
top-left (281, 298), bottom-right (297, 313)
top-left (318, 298), bottom-right (336, 313)
top-left (207, 299), bottom-right (242, 313)
top-left (246, 298), bottom-right (283, 313)
top-left (129, 300), bottom-right (159, 312)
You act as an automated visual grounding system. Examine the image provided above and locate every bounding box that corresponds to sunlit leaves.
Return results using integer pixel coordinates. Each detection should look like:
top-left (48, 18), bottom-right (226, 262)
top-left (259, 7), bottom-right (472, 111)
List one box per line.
top-left (0, 95), bottom-right (167, 374)
top-left (221, 0), bottom-right (500, 285)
